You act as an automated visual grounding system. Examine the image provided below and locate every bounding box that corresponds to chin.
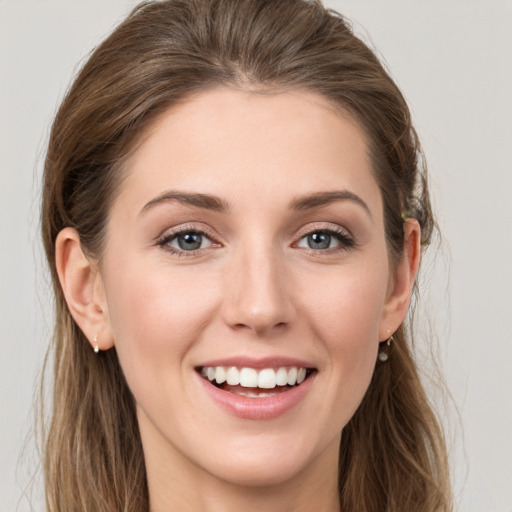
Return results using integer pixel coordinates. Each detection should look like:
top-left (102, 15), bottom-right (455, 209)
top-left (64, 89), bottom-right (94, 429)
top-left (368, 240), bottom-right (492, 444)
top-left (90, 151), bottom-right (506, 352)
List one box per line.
top-left (196, 428), bottom-right (341, 489)
top-left (206, 453), bottom-right (315, 488)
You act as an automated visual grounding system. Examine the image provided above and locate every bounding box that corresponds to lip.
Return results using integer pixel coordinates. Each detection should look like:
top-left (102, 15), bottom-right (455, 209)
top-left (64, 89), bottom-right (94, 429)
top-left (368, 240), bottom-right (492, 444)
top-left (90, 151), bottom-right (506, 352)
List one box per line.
top-left (196, 355), bottom-right (315, 370)
top-left (194, 356), bottom-right (317, 420)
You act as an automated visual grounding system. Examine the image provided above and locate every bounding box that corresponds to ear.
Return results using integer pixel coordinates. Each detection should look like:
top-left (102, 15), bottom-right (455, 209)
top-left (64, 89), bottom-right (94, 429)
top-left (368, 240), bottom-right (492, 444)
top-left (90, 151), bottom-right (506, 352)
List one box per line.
top-left (379, 219), bottom-right (421, 341)
top-left (55, 227), bottom-right (114, 351)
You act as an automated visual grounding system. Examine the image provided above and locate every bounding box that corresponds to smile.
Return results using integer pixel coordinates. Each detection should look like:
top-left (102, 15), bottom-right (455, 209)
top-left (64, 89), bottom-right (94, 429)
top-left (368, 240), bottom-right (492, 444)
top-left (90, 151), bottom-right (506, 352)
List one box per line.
top-left (196, 362), bottom-right (317, 419)
top-left (199, 365), bottom-right (310, 392)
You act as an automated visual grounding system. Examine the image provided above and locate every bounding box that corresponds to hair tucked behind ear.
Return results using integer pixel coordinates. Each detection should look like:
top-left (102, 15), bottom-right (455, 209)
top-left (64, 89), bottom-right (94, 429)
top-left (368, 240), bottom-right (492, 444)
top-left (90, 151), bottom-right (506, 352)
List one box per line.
top-left (339, 325), bottom-right (450, 510)
top-left (41, 1), bottom-right (451, 510)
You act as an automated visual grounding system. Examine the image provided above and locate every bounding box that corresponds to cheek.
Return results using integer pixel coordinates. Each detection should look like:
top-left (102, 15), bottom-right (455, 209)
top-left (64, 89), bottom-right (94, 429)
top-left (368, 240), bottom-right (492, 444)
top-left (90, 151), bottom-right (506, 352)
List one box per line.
top-left (296, 262), bottom-right (388, 415)
top-left (104, 264), bottom-right (219, 377)
top-left (299, 262), bottom-right (388, 347)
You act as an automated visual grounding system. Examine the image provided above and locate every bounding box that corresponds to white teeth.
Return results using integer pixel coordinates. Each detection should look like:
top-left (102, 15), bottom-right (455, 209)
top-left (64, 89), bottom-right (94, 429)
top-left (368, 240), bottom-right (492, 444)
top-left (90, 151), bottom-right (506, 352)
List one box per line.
top-left (276, 367), bottom-right (288, 386)
top-left (226, 366), bottom-right (240, 385)
top-left (201, 365), bottom-right (310, 389)
top-left (287, 367), bottom-right (298, 386)
top-left (215, 366), bottom-right (226, 384)
top-left (240, 368), bottom-right (258, 387)
top-left (257, 368), bottom-right (276, 389)
top-left (258, 391), bottom-right (279, 397)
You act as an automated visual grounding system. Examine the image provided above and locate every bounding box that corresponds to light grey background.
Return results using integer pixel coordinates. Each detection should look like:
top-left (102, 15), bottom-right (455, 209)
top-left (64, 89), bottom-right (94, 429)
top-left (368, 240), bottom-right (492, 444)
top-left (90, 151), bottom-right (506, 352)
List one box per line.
top-left (1, 1), bottom-right (511, 510)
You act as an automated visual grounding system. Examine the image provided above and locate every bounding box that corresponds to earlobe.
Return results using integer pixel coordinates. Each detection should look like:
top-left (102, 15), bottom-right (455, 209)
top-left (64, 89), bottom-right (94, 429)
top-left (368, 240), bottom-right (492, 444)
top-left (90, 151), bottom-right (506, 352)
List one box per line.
top-left (55, 227), bottom-right (114, 351)
top-left (379, 219), bottom-right (421, 340)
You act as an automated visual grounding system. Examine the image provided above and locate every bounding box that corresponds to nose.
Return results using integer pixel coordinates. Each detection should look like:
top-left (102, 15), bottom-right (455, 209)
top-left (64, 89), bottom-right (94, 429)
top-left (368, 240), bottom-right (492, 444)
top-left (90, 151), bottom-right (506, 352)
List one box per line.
top-left (221, 243), bottom-right (296, 336)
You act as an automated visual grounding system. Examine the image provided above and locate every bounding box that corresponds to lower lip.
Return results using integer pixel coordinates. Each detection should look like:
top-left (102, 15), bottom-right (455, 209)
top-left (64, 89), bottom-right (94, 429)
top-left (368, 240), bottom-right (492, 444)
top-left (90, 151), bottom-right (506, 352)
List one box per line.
top-left (196, 372), bottom-right (316, 420)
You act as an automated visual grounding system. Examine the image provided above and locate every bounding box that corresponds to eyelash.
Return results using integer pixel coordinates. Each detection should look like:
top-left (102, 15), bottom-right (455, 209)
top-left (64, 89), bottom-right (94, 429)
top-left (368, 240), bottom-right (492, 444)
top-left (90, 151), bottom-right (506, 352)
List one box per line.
top-left (294, 226), bottom-right (356, 254)
top-left (156, 224), bottom-right (356, 257)
top-left (156, 225), bottom-right (217, 257)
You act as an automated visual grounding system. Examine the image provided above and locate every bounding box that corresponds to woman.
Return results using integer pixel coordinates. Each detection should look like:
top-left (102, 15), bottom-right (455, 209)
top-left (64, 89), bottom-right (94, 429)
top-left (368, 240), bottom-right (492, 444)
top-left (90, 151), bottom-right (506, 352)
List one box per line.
top-left (41, 0), bottom-right (451, 510)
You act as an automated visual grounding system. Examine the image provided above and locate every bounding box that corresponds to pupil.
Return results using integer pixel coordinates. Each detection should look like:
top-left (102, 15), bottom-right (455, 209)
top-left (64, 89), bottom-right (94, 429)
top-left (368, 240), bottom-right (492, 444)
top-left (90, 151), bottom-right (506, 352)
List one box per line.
top-left (308, 232), bottom-right (330, 250)
top-left (178, 232), bottom-right (202, 250)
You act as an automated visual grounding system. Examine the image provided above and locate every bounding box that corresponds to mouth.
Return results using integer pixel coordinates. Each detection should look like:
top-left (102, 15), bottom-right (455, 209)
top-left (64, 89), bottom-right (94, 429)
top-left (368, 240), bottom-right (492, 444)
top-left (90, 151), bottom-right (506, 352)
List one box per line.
top-left (197, 365), bottom-right (317, 398)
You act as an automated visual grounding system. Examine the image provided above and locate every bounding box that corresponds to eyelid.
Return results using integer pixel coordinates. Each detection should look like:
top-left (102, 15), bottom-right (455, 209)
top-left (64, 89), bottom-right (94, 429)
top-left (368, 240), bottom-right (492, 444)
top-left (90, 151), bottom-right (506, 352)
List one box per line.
top-left (156, 222), bottom-right (218, 241)
top-left (294, 222), bottom-right (354, 241)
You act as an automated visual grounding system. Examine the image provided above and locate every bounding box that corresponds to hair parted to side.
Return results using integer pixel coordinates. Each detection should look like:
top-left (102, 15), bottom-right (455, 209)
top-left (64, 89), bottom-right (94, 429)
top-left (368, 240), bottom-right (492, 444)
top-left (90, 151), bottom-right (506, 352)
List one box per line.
top-left (41, 0), bottom-right (451, 510)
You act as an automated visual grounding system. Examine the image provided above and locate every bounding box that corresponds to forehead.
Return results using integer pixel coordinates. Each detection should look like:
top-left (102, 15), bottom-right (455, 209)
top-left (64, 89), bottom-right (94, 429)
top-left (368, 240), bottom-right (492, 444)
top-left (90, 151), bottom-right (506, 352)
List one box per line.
top-left (114, 88), bottom-right (382, 218)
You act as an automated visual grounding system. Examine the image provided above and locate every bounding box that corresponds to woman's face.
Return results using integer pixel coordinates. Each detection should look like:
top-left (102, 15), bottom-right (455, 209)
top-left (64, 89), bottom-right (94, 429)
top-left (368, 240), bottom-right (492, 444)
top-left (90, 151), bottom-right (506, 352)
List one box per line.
top-left (97, 88), bottom-right (405, 488)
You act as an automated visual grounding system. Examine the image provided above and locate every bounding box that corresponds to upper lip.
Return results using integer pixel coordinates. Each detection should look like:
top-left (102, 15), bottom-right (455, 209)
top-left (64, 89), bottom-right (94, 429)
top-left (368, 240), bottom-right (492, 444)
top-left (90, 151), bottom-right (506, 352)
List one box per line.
top-left (196, 356), bottom-right (316, 370)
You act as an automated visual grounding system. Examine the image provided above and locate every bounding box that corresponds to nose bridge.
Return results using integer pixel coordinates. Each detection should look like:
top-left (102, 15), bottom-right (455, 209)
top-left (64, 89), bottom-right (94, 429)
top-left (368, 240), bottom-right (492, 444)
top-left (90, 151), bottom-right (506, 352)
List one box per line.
top-left (222, 237), bottom-right (294, 334)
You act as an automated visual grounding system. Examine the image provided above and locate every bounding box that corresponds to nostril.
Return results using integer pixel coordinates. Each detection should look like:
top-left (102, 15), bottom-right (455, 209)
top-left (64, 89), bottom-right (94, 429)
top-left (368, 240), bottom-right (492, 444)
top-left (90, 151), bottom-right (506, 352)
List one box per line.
top-left (230, 320), bottom-right (289, 335)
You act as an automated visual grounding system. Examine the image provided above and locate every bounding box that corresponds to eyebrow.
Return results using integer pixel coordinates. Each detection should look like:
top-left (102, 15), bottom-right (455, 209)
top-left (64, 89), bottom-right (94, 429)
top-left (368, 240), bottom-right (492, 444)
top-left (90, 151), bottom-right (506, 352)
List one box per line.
top-left (290, 190), bottom-right (372, 219)
top-left (140, 188), bottom-right (371, 219)
top-left (140, 190), bottom-right (229, 216)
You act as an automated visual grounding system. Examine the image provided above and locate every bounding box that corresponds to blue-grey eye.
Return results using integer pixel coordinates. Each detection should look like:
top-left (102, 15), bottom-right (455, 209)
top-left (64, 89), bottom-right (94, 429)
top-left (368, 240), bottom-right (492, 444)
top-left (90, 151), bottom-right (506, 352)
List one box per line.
top-left (297, 230), bottom-right (350, 251)
top-left (177, 232), bottom-right (203, 250)
top-left (307, 232), bottom-right (332, 250)
top-left (166, 231), bottom-right (212, 251)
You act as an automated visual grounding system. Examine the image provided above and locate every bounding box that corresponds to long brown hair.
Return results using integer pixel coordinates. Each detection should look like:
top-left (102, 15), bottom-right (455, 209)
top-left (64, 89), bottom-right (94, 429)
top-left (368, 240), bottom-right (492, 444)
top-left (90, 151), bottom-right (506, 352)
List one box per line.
top-left (41, 0), bottom-right (451, 510)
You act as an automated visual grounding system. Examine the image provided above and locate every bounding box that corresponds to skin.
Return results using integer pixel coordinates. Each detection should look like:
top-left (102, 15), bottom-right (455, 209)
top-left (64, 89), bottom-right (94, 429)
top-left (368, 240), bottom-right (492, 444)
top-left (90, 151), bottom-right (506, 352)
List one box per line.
top-left (56, 88), bottom-right (420, 512)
